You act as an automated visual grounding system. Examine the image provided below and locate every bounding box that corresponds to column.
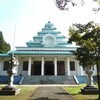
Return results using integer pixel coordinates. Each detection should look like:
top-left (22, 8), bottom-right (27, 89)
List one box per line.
top-left (28, 57), bottom-right (32, 76)
top-left (94, 65), bottom-right (97, 75)
top-left (65, 59), bottom-right (67, 75)
top-left (19, 58), bottom-right (23, 75)
top-left (76, 60), bottom-right (80, 75)
top-left (15, 56), bottom-right (19, 75)
top-left (66, 57), bottom-right (70, 76)
top-left (54, 57), bottom-right (57, 76)
top-left (75, 60), bottom-right (84, 76)
top-left (0, 58), bottom-right (3, 75)
top-left (41, 57), bottom-right (44, 76)
top-left (80, 66), bottom-right (84, 75)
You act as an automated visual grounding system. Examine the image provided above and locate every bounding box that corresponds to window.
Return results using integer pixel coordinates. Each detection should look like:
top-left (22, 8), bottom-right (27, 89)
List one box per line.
top-left (42, 34), bottom-right (56, 47)
top-left (23, 61), bottom-right (28, 71)
top-left (3, 61), bottom-right (9, 71)
top-left (70, 61), bottom-right (75, 71)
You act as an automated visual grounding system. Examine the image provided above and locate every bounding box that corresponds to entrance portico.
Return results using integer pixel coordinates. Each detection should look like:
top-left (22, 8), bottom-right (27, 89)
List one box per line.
top-left (27, 56), bottom-right (72, 76)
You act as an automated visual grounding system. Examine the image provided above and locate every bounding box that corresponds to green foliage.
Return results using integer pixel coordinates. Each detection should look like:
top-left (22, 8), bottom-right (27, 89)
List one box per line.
top-left (0, 31), bottom-right (11, 53)
top-left (69, 21), bottom-right (100, 68)
top-left (55, 0), bottom-right (100, 13)
top-left (69, 22), bottom-right (100, 100)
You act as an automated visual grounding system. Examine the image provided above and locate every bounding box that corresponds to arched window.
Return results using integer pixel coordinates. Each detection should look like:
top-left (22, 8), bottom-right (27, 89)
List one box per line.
top-left (42, 34), bottom-right (56, 47)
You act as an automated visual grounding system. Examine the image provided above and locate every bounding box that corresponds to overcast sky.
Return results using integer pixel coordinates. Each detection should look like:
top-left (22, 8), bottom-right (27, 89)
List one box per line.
top-left (0, 0), bottom-right (99, 50)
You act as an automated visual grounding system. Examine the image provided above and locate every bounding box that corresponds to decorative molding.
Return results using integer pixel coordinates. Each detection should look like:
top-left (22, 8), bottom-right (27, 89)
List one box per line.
top-left (42, 34), bottom-right (56, 47)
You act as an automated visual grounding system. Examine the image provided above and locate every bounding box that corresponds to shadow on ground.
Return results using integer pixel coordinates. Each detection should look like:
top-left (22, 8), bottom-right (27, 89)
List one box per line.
top-left (56, 92), bottom-right (69, 95)
top-left (32, 97), bottom-right (58, 100)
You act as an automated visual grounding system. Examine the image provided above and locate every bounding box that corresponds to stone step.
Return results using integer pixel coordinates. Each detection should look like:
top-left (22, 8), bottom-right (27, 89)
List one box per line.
top-left (21, 76), bottom-right (76, 84)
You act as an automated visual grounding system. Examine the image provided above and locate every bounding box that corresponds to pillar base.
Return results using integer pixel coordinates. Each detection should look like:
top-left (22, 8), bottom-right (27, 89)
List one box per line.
top-left (0, 85), bottom-right (20, 95)
top-left (81, 85), bottom-right (98, 94)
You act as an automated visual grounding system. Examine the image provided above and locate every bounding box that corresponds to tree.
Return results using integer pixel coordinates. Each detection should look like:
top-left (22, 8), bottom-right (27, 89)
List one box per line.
top-left (0, 31), bottom-right (11, 53)
top-left (54, 0), bottom-right (100, 13)
top-left (68, 21), bottom-right (100, 99)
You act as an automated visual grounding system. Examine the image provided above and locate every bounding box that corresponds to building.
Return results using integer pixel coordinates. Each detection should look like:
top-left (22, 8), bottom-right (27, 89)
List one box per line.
top-left (0, 21), bottom-right (97, 77)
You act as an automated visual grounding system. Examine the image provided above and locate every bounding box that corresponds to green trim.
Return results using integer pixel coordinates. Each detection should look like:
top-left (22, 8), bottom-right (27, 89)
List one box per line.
top-left (56, 36), bottom-right (65, 38)
top-left (33, 36), bottom-right (42, 39)
top-left (42, 27), bottom-right (56, 31)
top-left (8, 51), bottom-right (73, 55)
top-left (16, 46), bottom-right (77, 49)
top-left (27, 42), bottom-right (41, 44)
top-left (38, 31), bottom-right (61, 35)
top-left (0, 54), bottom-right (11, 57)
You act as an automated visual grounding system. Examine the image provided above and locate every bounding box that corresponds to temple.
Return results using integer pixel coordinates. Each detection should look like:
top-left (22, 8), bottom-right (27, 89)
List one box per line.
top-left (0, 21), bottom-right (97, 77)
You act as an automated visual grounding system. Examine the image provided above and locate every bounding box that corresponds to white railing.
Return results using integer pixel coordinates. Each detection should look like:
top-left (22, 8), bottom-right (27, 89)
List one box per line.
top-left (16, 47), bottom-right (77, 51)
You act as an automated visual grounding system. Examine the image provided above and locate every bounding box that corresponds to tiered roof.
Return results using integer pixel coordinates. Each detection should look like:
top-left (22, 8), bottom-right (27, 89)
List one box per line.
top-left (0, 21), bottom-right (78, 56)
top-left (26, 21), bottom-right (69, 47)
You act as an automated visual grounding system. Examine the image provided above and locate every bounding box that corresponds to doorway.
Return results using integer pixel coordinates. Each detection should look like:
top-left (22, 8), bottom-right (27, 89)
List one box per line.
top-left (32, 61), bottom-right (41, 75)
top-left (57, 61), bottom-right (65, 75)
top-left (44, 61), bottom-right (54, 75)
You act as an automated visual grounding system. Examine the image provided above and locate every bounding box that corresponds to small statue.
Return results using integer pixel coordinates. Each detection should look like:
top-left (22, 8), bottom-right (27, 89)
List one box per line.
top-left (7, 56), bottom-right (19, 87)
top-left (0, 56), bottom-right (20, 95)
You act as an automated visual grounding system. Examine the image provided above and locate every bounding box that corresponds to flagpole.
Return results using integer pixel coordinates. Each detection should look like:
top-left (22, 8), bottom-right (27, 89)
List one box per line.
top-left (12, 24), bottom-right (16, 58)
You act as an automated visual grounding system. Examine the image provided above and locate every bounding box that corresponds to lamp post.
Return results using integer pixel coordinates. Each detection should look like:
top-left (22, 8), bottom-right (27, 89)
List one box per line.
top-left (7, 57), bottom-right (19, 88)
top-left (0, 56), bottom-right (20, 95)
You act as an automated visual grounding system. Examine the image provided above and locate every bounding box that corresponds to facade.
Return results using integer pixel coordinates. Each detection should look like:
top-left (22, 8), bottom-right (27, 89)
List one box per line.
top-left (0, 21), bottom-right (97, 76)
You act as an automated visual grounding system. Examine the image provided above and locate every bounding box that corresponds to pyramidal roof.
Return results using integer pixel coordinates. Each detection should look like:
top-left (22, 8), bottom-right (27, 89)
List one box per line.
top-left (26, 21), bottom-right (69, 47)
top-left (4, 21), bottom-right (78, 56)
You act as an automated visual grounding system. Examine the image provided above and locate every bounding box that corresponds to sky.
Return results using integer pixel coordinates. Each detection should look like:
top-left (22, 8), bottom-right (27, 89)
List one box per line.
top-left (0, 0), bottom-right (100, 50)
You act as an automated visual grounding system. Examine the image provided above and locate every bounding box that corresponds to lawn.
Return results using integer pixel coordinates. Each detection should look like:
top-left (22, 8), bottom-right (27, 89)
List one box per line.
top-left (64, 84), bottom-right (99, 100)
top-left (0, 84), bottom-right (99, 100)
top-left (0, 85), bottom-right (37, 100)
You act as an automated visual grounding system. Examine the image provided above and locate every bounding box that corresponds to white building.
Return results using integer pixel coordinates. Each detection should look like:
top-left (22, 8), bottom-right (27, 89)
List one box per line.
top-left (0, 21), bottom-right (97, 77)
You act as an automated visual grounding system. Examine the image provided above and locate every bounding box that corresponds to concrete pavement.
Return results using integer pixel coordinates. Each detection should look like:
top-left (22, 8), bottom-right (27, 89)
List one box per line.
top-left (30, 86), bottom-right (75, 100)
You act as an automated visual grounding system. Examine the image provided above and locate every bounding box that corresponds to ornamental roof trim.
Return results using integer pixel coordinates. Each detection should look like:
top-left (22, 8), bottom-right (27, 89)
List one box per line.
top-left (15, 46), bottom-right (78, 51)
top-left (0, 54), bottom-right (11, 57)
top-left (8, 51), bottom-right (73, 55)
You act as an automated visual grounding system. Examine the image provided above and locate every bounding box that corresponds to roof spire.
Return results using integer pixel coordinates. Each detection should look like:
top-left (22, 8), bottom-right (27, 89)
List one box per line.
top-left (48, 21), bottom-right (50, 23)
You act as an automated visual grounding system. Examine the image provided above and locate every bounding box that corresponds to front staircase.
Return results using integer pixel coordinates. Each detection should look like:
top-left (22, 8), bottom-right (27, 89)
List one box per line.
top-left (21, 76), bottom-right (77, 84)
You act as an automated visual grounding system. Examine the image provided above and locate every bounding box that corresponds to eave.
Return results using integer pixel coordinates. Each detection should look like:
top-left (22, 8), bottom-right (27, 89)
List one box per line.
top-left (8, 51), bottom-right (73, 55)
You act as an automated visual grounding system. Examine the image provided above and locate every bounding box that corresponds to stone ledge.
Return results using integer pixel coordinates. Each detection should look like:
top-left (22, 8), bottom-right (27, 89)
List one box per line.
top-left (0, 87), bottom-right (20, 95)
top-left (81, 86), bottom-right (98, 94)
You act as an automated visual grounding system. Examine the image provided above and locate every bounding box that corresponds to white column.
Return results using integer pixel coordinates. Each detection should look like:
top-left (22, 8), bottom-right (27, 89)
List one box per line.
top-left (65, 59), bottom-right (67, 75)
top-left (66, 57), bottom-right (70, 76)
top-left (19, 58), bottom-right (23, 75)
top-left (41, 57), bottom-right (44, 76)
top-left (80, 66), bottom-right (84, 75)
top-left (0, 58), bottom-right (3, 75)
top-left (76, 60), bottom-right (80, 75)
top-left (28, 57), bottom-right (32, 76)
top-left (94, 65), bottom-right (97, 75)
top-left (54, 57), bottom-right (57, 76)
top-left (15, 56), bottom-right (19, 75)
top-left (76, 61), bottom-right (84, 76)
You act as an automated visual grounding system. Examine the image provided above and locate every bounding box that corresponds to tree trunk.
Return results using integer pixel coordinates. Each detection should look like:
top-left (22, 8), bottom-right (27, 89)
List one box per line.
top-left (96, 58), bottom-right (100, 100)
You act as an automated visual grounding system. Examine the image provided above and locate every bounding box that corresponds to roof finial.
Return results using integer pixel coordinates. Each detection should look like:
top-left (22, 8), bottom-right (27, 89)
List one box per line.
top-left (48, 21), bottom-right (50, 23)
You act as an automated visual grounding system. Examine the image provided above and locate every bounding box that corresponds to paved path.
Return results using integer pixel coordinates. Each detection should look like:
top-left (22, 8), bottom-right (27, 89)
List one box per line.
top-left (30, 86), bottom-right (75, 100)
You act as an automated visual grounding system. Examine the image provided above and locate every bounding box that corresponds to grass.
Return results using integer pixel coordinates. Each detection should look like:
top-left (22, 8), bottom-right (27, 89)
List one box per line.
top-left (64, 84), bottom-right (99, 100)
top-left (0, 85), bottom-right (37, 100)
top-left (0, 84), bottom-right (99, 100)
